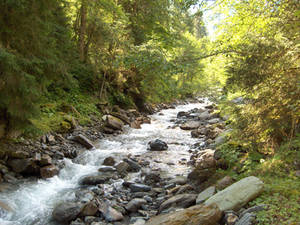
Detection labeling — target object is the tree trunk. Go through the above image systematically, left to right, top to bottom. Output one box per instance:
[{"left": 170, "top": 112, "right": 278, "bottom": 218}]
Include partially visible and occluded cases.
[{"left": 79, "top": 0, "right": 87, "bottom": 62}]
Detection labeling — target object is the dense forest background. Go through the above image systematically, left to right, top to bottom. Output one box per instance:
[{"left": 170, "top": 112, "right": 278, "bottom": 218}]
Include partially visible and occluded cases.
[{"left": 0, "top": 0, "right": 299, "bottom": 147}]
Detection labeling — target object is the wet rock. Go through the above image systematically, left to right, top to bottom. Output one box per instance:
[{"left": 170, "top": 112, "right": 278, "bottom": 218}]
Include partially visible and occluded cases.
[
  {"left": 177, "top": 111, "right": 188, "bottom": 118},
  {"left": 104, "top": 115, "right": 124, "bottom": 130},
  {"left": 130, "top": 120, "right": 142, "bottom": 129},
  {"left": 180, "top": 121, "right": 202, "bottom": 130},
  {"left": 72, "top": 134, "right": 95, "bottom": 149},
  {"left": 148, "top": 139, "right": 168, "bottom": 151},
  {"left": 103, "top": 156, "right": 116, "bottom": 166},
  {"left": 8, "top": 158, "right": 39, "bottom": 175},
  {"left": 124, "top": 158, "right": 141, "bottom": 172},
  {"left": 115, "top": 161, "right": 130, "bottom": 176},
  {"left": 40, "top": 165, "right": 59, "bottom": 178},
  {"left": 98, "top": 166, "right": 116, "bottom": 173},
  {"left": 144, "top": 172, "right": 161, "bottom": 185},
  {"left": 79, "top": 173, "right": 115, "bottom": 185},
  {"left": 205, "top": 176, "right": 264, "bottom": 211},
  {"left": 216, "top": 176, "right": 233, "bottom": 190},
  {"left": 130, "top": 183, "right": 151, "bottom": 192},
  {"left": 196, "top": 186, "right": 216, "bottom": 204},
  {"left": 75, "top": 189, "right": 95, "bottom": 203},
  {"left": 159, "top": 194, "right": 197, "bottom": 213},
  {"left": 126, "top": 198, "right": 147, "bottom": 213},
  {"left": 81, "top": 201, "right": 98, "bottom": 216},
  {"left": 52, "top": 202, "right": 84, "bottom": 223},
  {"left": 99, "top": 202, "right": 124, "bottom": 222},
  {"left": 146, "top": 203, "right": 222, "bottom": 225},
  {"left": 235, "top": 213, "right": 256, "bottom": 225}
]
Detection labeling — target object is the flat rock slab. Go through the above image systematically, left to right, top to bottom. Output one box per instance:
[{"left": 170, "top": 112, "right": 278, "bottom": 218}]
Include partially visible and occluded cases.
[
  {"left": 79, "top": 173, "right": 115, "bottom": 185},
  {"left": 205, "top": 176, "right": 264, "bottom": 211},
  {"left": 146, "top": 203, "right": 222, "bottom": 225}
]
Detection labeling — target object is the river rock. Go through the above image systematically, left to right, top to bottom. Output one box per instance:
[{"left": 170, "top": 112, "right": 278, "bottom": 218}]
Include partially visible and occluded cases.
[
  {"left": 177, "top": 111, "right": 188, "bottom": 118},
  {"left": 198, "top": 111, "right": 210, "bottom": 120},
  {"left": 104, "top": 115, "right": 124, "bottom": 130},
  {"left": 207, "top": 118, "right": 220, "bottom": 124},
  {"left": 130, "top": 120, "right": 142, "bottom": 129},
  {"left": 180, "top": 121, "right": 202, "bottom": 130},
  {"left": 72, "top": 134, "right": 95, "bottom": 149},
  {"left": 148, "top": 139, "right": 168, "bottom": 151},
  {"left": 195, "top": 149, "right": 216, "bottom": 169},
  {"left": 103, "top": 156, "right": 116, "bottom": 166},
  {"left": 8, "top": 158, "right": 39, "bottom": 175},
  {"left": 124, "top": 158, "right": 141, "bottom": 172},
  {"left": 115, "top": 161, "right": 130, "bottom": 176},
  {"left": 40, "top": 165, "right": 59, "bottom": 178},
  {"left": 98, "top": 166, "right": 116, "bottom": 172},
  {"left": 187, "top": 168, "right": 216, "bottom": 184},
  {"left": 144, "top": 172, "right": 161, "bottom": 185},
  {"left": 79, "top": 173, "right": 115, "bottom": 185},
  {"left": 168, "top": 176, "right": 187, "bottom": 185},
  {"left": 205, "top": 176, "right": 264, "bottom": 211},
  {"left": 130, "top": 183, "right": 151, "bottom": 192},
  {"left": 196, "top": 186, "right": 216, "bottom": 204},
  {"left": 159, "top": 194, "right": 197, "bottom": 213},
  {"left": 126, "top": 198, "right": 147, "bottom": 213},
  {"left": 81, "top": 201, "right": 98, "bottom": 216},
  {"left": 52, "top": 202, "right": 84, "bottom": 223},
  {"left": 99, "top": 202, "right": 124, "bottom": 222},
  {"left": 146, "top": 203, "right": 222, "bottom": 225},
  {"left": 239, "top": 204, "right": 267, "bottom": 218}
]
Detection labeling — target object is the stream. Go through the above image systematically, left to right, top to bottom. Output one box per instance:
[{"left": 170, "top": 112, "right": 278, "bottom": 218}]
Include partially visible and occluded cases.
[{"left": 0, "top": 100, "right": 209, "bottom": 225}]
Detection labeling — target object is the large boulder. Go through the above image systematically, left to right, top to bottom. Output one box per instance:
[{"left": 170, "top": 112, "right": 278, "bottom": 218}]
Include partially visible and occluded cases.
[
  {"left": 104, "top": 115, "right": 124, "bottom": 130},
  {"left": 180, "top": 121, "right": 202, "bottom": 130},
  {"left": 72, "top": 134, "right": 95, "bottom": 149},
  {"left": 148, "top": 139, "right": 168, "bottom": 151},
  {"left": 8, "top": 158, "right": 39, "bottom": 175},
  {"left": 79, "top": 173, "right": 115, "bottom": 185},
  {"left": 205, "top": 176, "right": 264, "bottom": 211},
  {"left": 159, "top": 194, "right": 197, "bottom": 213},
  {"left": 52, "top": 202, "right": 84, "bottom": 223},
  {"left": 146, "top": 203, "right": 222, "bottom": 225}
]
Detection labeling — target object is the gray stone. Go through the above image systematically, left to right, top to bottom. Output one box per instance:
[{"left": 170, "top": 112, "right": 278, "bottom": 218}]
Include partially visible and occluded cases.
[
  {"left": 104, "top": 115, "right": 124, "bottom": 130},
  {"left": 207, "top": 118, "right": 220, "bottom": 124},
  {"left": 180, "top": 121, "right": 202, "bottom": 130},
  {"left": 72, "top": 134, "right": 95, "bottom": 149},
  {"left": 148, "top": 139, "right": 168, "bottom": 151},
  {"left": 103, "top": 156, "right": 116, "bottom": 166},
  {"left": 124, "top": 158, "right": 141, "bottom": 172},
  {"left": 115, "top": 161, "right": 130, "bottom": 176},
  {"left": 98, "top": 166, "right": 116, "bottom": 172},
  {"left": 79, "top": 173, "right": 114, "bottom": 185},
  {"left": 168, "top": 176, "right": 187, "bottom": 185},
  {"left": 205, "top": 176, "right": 264, "bottom": 211},
  {"left": 130, "top": 183, "right": 151, "bottom": 192},
  {"left": 196, "top": 186, "right": 216, "bottom": 204},
  {"left": 159, "top": 194, "right": 197, "bottom": 213},
  {"left": 126, "top": 198, "right": 147, "bottom": 213},
  {"left": 52, "top": 202, "right": 84, "bottom": 223},
  {"left": 99, "top": 202, "right": 124, "bottom": 222},
  {"left": 239, "top": 204, "right": 267, "bottom": 218},
  {"left": 235, "top": 212, "right": 256, "bottom": 225}
]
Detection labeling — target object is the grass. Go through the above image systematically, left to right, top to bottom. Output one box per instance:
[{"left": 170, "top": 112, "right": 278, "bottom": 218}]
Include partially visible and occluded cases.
[{"left": 215, "top": 138, "right": 300, "bottom": 225}]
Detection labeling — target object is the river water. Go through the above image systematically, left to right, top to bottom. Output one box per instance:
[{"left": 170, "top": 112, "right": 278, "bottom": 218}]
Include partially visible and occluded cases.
[{"left": 0, "top": 100, "right": 208, "bottom": 225}]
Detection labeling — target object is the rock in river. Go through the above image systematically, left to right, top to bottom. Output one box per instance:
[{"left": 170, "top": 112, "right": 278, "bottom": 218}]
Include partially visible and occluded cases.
[
  {"left": 72, "top": 134, "right": 95, "bottom": 149},
  {"left": 148, "top": 139, "right": 168, "bottom": 151},
  {"left": 79, "top": 173, "right": 115, "bottom": 185},
  {"left": 129, "top": 183, "right": 151, "bottom": 192},
  {"left": 126, "top": 198, "right": 147, "bottom": 213},
  {"left": 52, "top": 202, "right": 84, "bottom": 223},
  {"left": 146, "top": 203, "right": 222, "bottom": 225}
]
